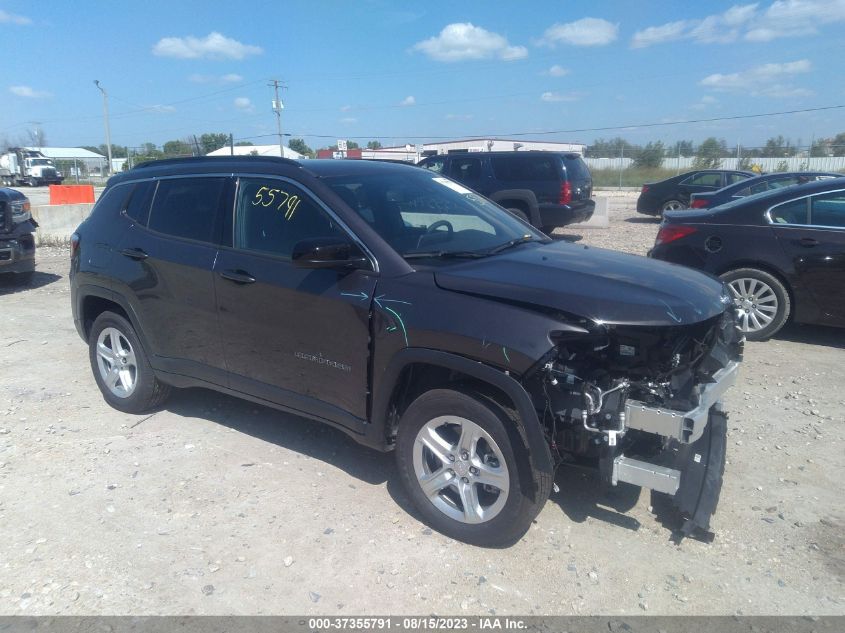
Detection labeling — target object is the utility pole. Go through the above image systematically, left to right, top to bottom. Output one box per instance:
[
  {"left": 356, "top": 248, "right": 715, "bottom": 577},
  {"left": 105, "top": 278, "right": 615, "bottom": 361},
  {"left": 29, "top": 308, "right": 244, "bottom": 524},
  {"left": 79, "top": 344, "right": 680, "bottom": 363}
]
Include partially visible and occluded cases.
[
  {"left": 269, "top": 79, "right": 286, "bottom": 158},
  {"left": 93, "top": 80, "right": 113, "bottom": 177}
]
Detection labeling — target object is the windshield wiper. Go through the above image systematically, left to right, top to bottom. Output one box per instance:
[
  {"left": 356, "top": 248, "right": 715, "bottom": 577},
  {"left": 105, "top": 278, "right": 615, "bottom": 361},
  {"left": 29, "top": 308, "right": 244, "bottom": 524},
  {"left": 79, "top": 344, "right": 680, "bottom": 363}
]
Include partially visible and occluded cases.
[
  {"left": 484, "top": 234, "right": 540, "bottom": 255},
  {"left": 403, "top": 250, "right": 489, "bottom": 260}
]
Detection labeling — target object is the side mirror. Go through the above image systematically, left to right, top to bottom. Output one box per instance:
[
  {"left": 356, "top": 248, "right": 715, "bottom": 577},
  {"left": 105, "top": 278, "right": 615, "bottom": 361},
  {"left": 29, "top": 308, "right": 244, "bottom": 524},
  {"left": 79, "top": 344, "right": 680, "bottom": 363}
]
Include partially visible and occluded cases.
[{"left": 291, "top": 237, "right": 369, "bottom": 269}]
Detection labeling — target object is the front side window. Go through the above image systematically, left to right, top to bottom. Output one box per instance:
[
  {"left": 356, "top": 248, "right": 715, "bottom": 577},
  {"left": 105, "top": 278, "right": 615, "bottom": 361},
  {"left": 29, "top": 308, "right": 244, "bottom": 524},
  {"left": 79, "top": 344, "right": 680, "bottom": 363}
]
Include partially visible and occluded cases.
[
  {"left": 420, "top": 157, "right": 445, "bottom": 174},
  {"left": 449, "top": 157, "right": 482, "bottom": 183},
  {"left": 727, "top": 172, "right": 750, "bottom": 184},
  {"left": 148, "top": 177, "right": 227, "bottom": 243},
  {"left": 234, "top": 178, "right": 349, "bottom": 258},
  {"left": 124, "top": 180, "right": 156, "bottom": 224},
  {"left": 810, "top": 191, "right": 845, "bottom": 228}
]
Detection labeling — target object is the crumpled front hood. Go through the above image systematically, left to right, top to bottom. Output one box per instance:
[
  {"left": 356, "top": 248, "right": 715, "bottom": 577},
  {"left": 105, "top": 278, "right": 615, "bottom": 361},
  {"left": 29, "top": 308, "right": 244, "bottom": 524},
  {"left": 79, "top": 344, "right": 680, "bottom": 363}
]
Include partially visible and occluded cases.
[{"left": 434, "top": 241, "right": 727, "bottom": 326}]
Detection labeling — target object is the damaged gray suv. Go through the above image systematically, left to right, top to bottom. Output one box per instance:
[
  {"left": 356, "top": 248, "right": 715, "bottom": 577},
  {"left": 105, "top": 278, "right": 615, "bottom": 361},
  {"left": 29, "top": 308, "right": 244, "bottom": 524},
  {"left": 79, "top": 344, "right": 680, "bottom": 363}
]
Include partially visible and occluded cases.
[
  {"left": 71, "top": 157, "right": 743, "bottom": 546},
  {"left": 0, "top": 188, "right": 36, "bottom": 284}
]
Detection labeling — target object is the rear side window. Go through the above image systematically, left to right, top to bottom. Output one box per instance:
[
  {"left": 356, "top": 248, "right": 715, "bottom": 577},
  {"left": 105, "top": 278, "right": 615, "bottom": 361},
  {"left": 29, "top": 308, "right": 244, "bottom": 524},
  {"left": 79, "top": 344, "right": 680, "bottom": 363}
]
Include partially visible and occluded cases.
[
  {"left": 491, "top": 154, "right": 560, "bottom": 181},
  {"left": 563, "top": 155, "right": 590, "bottom": 182},
  {"left": 420, "top": 157, "right": 446, "bottom": 174},
  {"left": 449, "top": 157, "right": 482, "bottom": 183},
  {"left": 683, "top": 172, "right": 722, "bottom": 187},
  {"left": 148, "top": 177, "right": 227, "bottom": 243},
  {"left": 124, "top": 180, "right": 156, "bottom": 225}
]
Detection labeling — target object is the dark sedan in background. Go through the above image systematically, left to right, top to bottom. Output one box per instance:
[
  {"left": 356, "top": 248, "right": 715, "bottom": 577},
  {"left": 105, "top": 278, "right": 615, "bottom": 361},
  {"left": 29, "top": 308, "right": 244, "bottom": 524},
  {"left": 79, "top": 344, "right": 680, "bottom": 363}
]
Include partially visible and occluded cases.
[
  {"left": 637, "top": 169, "right": 755, "bottom": 216},
  {"left": 689, "top": 171, "right": 840, "bottom": 209},
  {"left": 650, "top": 177, "right": 845, "bottom": 340}
]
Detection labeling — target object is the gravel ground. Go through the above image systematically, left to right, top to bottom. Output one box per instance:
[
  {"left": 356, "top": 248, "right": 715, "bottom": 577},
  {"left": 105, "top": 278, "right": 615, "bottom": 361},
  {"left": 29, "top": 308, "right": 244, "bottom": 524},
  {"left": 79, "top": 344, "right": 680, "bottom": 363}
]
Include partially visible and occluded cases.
[{"left": 0, "top": 193, "right": 842, "bottom": 616}]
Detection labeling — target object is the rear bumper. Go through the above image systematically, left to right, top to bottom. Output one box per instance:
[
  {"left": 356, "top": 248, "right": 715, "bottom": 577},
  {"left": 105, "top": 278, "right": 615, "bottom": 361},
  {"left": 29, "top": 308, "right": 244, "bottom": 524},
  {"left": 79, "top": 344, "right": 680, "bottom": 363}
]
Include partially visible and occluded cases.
[
  {"left": 636, "top": 196, "right": 660, "bottom": 215},
  {"left": 538, "top": 200, "right": 595, "bottom": 228},
  {"left": 0, "top": 232, "right": 36, "bottom": 274}
]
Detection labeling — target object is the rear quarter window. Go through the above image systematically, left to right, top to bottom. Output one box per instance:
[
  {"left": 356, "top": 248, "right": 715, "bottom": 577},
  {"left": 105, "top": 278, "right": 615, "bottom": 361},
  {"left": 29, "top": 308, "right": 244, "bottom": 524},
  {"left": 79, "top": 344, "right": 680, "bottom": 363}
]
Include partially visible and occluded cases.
[
  {"left": 491, "top": 154, "right": 560, "bottom": 181},
  {"left": 91, "top": 183, "right": 132, "bottom": 219}
]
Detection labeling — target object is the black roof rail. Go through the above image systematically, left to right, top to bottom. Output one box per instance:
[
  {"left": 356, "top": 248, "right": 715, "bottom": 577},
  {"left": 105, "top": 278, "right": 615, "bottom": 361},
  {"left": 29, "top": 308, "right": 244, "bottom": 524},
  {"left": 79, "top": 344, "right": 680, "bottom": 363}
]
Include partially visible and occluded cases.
[{"left": 133, "top": 156, "right": 303, "bottom": 170}]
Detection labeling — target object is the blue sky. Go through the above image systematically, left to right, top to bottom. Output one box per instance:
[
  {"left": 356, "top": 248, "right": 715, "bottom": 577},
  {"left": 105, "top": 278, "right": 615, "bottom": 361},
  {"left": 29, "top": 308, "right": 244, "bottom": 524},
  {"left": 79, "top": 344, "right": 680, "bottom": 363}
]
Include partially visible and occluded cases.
[{"left": 1, "top": 0, "right": 843, "bottom": 151}]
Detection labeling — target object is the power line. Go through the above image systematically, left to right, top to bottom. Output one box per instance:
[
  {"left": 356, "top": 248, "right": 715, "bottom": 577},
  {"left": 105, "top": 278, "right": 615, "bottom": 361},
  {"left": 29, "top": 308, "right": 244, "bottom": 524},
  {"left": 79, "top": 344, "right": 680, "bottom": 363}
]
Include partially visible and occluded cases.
[{"left": 232, "top": 103, "right": 845, "bottom": 143}]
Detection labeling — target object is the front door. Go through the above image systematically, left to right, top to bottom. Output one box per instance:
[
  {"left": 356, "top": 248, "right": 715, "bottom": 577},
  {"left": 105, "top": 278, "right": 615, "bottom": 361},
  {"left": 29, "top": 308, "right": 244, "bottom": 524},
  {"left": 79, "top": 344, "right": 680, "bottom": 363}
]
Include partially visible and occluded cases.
[
  {"left": 213, "top": 176, "right": 377, "bottom": 425},
  {"left": 771, "top": 190, "right": 845, "bottom": 324}
]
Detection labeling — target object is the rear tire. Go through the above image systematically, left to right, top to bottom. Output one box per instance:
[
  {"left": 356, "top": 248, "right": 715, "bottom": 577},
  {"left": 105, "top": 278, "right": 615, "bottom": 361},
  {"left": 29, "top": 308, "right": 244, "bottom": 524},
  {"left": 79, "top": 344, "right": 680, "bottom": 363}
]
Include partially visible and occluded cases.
[
  {"left": 661, "top": 199, "right": 685, "bottom": 214},
  {"left": 720, "top": 268, "right": 790, "bottom": 340},
  {"left": 88, "top": 311, "right": 171, "bottom": 413},
  {"left": 395, "top": 388, "right": 550, "bottom": 547}
]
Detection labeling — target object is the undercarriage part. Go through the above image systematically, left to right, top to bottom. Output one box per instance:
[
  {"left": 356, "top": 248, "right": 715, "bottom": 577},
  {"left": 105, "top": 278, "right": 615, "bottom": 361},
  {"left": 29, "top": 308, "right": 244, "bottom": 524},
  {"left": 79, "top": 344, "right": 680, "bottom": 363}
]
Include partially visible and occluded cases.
[{"left": 612, "top": 456, "right": 680, "bottom": 495}]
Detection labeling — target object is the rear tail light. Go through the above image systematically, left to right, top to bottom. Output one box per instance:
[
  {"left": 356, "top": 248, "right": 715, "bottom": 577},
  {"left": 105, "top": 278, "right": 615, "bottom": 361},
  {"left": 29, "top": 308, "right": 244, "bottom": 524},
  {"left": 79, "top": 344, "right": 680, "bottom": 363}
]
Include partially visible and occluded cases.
[
  {"left": 559, "top": 181, "right": 572, "bottom": 205},
  {"left": 641, "top": 185, "right": 650, "bottom": 194},
  {"left": 690, "top": 198, "right": 709, "bottom": 209},
  {"left": 655, "top": 224, "right": 698, "bottom": 246},
  {"left": 70, "top": 232, "right": 80, "bottom": 258}
]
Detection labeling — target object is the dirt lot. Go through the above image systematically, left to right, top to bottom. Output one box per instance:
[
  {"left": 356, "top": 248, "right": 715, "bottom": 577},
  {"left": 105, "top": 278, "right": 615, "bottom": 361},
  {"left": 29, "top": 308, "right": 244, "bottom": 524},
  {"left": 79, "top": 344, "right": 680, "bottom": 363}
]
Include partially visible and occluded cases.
[{"left": 0, "top": 193, "right": 842, "bottom": 616}]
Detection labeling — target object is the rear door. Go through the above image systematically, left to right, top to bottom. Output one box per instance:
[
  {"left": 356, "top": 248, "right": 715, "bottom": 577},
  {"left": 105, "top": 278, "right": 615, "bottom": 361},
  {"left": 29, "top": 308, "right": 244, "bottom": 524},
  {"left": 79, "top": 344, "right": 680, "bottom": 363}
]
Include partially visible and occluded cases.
[
  {"left": 116, "top": 175, "right": 232, "bottom": 384},
  {"left": 770, "top": 190, "right": 845, "bottom": 324}
]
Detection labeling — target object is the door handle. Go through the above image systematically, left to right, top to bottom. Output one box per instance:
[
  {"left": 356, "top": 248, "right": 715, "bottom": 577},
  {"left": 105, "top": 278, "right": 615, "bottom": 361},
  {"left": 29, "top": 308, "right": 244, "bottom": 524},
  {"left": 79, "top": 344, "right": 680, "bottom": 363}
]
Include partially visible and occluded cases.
[
  {"left": 798, "top": 237, "right": 819, "bottom": 248},
  {"left": 120, "top": 247, "right": 148, "bottom": 260},
  {"left": 219, "top": 269, "right": 256, "bottom": 284}
]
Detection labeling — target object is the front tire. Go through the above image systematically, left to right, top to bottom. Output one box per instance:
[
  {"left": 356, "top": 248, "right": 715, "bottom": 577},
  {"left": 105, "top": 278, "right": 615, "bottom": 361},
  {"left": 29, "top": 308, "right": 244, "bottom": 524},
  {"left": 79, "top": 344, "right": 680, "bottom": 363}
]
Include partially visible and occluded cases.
[
  {"left": 720, "top": 268, "right": 790, "bottom": 340},
  {"left": 88, "top": 311, "right": 171, "bottom": 413},
  {"left": 395, "top": 389, "right": 550, "bottom": 546}
]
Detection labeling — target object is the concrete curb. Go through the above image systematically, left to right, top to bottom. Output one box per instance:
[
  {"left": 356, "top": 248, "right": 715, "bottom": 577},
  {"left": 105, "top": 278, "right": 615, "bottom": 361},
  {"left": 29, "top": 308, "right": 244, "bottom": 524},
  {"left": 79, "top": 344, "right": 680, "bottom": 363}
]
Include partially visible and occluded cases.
[
  {"left": 569, "top": 197, "right": 609, "bottom": 229},
  {"left": 32, "top": 203, "right": 94, "bottom": 244}
]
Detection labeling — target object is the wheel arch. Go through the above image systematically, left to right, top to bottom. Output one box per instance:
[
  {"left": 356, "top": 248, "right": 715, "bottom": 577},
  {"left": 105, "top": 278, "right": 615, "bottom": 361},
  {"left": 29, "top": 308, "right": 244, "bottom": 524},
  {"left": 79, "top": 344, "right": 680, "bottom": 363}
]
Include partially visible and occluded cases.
[
  {"left": 488, "top": 190, "right": 540, "bottom": 225},
  {"left": 76, "top": 285, "right": 154, "bottom": 355},
  {"left": 372, "top": 349, "right": 554, "bottom": 479}
]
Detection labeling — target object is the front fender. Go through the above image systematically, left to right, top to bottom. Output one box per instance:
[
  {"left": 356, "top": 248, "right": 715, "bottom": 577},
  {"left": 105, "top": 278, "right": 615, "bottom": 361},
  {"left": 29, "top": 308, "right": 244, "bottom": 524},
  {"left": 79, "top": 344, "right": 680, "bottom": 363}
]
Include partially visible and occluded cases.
[{"left": 371, "top": 347, "right": 554, "bottom": 476}]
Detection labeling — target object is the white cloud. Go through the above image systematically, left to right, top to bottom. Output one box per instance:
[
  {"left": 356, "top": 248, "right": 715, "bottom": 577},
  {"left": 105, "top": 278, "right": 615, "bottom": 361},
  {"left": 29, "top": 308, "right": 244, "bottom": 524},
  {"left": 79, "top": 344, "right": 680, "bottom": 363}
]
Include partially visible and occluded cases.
[
  {"left": 746, "top": 0, "right": 845, "bottom": 41},
  {"left": 632, "top": 2, "right": 845, "bottom": 47},
  {"left": 0, "top": 9, "right": 31, "bottom": 24},
  {"left": 538, "top": 18, "right": 618, "bottom": 47},
  {"left": 631, "top": 20, "right": 690, "bottom": 48},
  {"left": 412, "top": 23, "right": 528, "bottom": 62},
  {"left": 153, "top": 32, "right": 262, "bottom": 60},
  {"left": 700, "top": 59, "right": 813, "bottom": 97},
  {"left": 544, "top": 64, "right": 570, "bottom": 77},
  {"left": 189, "top": 73, "right": 243, "bottom": 83},
  {"left": 9, "top": 85, "right": 50, "bottom": 98},
  {"left": 540, "top": 91, "right": 583, "bottom": 102},
  {"left": 399, "top": 95, "right": 416, "bottom": 106},
  {"left": 690, "top": 95, "right": 719, "bottom": 110},
  {"left": 233, "top": 97, "right": 254, "bottom": 112},
  {"left": 147, "top": 104, "right": 176, "bottom": 113},
  {"left": 340, "top": 105, "right": 352, "bottom": 112},
  {"left": 445, "top": 113, "right": 474, "bottom": 120},
  {"left": 340, "top": 117, "right": 357, "bottom": 124}
]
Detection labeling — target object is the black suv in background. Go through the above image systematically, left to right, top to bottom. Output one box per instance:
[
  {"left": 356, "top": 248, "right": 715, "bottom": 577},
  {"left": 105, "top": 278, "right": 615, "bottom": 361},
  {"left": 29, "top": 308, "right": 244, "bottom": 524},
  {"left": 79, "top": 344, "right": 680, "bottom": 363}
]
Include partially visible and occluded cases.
[
  {"left": 417, "top": 151, "right": 594, "bottom": 233},
  {"left": 70, "top": 157, "right": 741, "bottom": 546},
  {"left": 637, "top": 169, "right": 756, "bottom": 216},
  {"left": 0, "top": 187, "right": 36, "bottom": 284}
]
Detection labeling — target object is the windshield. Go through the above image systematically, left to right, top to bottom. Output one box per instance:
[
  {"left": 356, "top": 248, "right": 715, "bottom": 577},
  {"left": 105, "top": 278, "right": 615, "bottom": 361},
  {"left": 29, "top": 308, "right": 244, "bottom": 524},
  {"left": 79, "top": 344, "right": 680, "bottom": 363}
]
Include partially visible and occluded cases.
[
  {"left": 30, "top": 159, "right": 51, "bottom": 165},
  {"left": 324, "top": 169, "right": 546, "bottom": 258}
]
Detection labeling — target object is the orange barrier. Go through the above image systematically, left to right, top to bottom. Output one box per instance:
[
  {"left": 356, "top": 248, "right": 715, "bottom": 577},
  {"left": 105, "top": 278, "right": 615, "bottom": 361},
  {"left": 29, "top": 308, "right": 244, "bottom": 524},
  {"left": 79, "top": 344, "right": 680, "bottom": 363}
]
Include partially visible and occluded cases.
[{"left": 49, "top": 185, "right": 95, "bottom": 205}]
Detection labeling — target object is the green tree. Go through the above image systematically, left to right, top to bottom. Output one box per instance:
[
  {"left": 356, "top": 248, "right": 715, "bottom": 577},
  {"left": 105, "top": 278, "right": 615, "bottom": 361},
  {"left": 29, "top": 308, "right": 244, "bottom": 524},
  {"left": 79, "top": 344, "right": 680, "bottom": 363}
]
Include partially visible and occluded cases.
[
  {"left": 831, "top": 132, "right": 845, "bottom": 156},
  {"left": 199, "top": 133, "right": 230, "bottom": 154},
  {"left": 761, "top": 135, "right": 796, "bottom": 158},
  {"left": 588, "top": 137, "right": 634, "bottom": 158},
  {"left": 693, "top": 137, "right": 727, "bottom": 169},
  {"left": 288, "top": 138, "right": 314, "bottom": 158},
  {"left": 810, "top": 138, "right": 830, "bottom": 157},
  {"left": 162, "top": 139, "right": 193, "bottom": 156},
  {"left": 367, "top": 140, "right": 383, "bottom": 150},
  {"left": 676, "top": 140, "right": 695, "bottom": 157},
  {"left": 234, "top": 141, "right": 254, "bottom": 147},
  {"left": 633, "top": 141, "right": 664, "bottom": 168}
]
